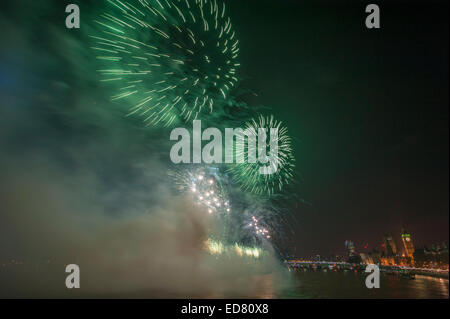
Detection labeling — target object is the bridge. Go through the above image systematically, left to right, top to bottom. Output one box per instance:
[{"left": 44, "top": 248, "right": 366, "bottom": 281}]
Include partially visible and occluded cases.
[
  {"left": 286, "top": 260, "right": 449, "bottom": 278},
  {"left": 286, "top": 260, "right": 354, "bottom": 270}
]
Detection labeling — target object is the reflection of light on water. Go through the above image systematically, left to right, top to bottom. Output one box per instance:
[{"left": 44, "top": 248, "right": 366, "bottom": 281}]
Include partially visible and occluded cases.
[
  {"left": 287, "top": 272, "right": 449, "bottom": 299},
  {"left": 202, "top": 274, "right": 275, "bottom": 299},
  {"left": 253, "top": 274, "right": 275, "bottom": 299},
  {"left": 407, "top": 275, "right": 449, "bottom": 299},
  {"left": 439, "top": 278, "right": 449, "bottom": 296}
]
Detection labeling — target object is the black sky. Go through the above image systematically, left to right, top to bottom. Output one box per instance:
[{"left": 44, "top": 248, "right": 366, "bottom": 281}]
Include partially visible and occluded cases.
[{"left": 228, "top": 0, "right": 449, "bottom": 256}]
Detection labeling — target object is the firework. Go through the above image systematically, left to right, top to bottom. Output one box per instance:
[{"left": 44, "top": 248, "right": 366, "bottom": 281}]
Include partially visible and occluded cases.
[
  {"left": 91, "top": 0, "right": 240, "bottom": 127},
  {"left": 228, "top": 115, "right": 295, "bottom": 195},
  {"left": 168, "top": 166, "right": 231, "bottom": 215},
  {"left": 248, "top": 215, "right": 271, "bottom": 240},
  {"left": 205, "top": 238, "right": 262, "bottom": 259}
]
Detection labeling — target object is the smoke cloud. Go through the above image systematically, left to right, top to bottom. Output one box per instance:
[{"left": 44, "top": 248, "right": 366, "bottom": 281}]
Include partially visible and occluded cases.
[
  {"left": 0, "top": 3, "right": 290, "bottom": 298},
  {"left": 0, "top": 149, "right": 288, "bottom": 298}
]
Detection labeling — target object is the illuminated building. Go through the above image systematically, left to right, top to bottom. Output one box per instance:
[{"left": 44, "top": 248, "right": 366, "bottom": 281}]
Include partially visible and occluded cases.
[
  {"left": 401, "top": 229, "right": 415, "bottom": 259},
  {"left": 383, "top": 234, "right": 398, "bottom": 256},
  {"left": 345, "top": 240, "right": 356, "bottom": 256},
  {"left": 345, "top": 240, "right": 362, "bottom": 264},
  {"left": 413, "top": 242, "right": 449, "bottom": 269}
]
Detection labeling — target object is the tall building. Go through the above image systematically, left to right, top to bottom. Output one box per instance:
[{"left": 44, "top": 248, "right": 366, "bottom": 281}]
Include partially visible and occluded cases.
[
  {"left": 401, "top": 229, "right": 415, "bottom": 258},
  {"left": 383, "top": 234, "right": 398, "bottom": 256},
  {"left": 345, "top": 240, "right": 356, "bottom": 256},
  {"left": 345, "top": 240, "right": 362, "bottom": 264}
]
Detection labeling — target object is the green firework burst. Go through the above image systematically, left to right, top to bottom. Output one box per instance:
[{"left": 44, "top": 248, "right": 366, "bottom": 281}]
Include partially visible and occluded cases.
[
  {"left": 92, "top": 0, "right": 240, "bottom": 127},
  {"left": 228, "top": 115, "right": 295, "bottom": 196}
]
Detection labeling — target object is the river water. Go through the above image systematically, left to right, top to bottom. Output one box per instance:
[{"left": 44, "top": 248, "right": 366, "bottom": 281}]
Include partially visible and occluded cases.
[
  {"left": 1, "top": 265, "right": 448, "bottom": 298},
  {"left": 275, "top": 270, "right": 449, "bottom": 299}
]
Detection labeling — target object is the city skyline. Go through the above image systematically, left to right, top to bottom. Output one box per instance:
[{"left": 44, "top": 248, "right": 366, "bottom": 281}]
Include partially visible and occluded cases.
[{"left": 292, "top": 228, "right": 448, "bottom": 259}]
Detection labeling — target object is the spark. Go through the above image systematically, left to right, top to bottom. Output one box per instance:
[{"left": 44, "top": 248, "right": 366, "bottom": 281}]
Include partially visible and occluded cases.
[
  {"left": 92, "top": 0, "right": 240, "bottom": 127},
  {"left": 228, "top": 115, "right": 295, "bottom": 196},
  {"left": 169, "top": 167, "right": 231, "bottom": 216},
  {"left": 205, "top": 238, "right": 263, "bottom": 259}
]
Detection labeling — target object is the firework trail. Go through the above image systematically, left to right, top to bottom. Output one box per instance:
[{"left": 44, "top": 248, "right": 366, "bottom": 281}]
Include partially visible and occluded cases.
[
  {"left": 91, "top": 0, "right": 240, "bottom": 127},
  {"left": 89, "top": 1, "right": 300, "bottom": 258},
  {"left": 228, "top": 115, "right": 295, "bottom": 196},
  {"left": 168, "top": 163, "right": 298, "bottom": 255},
  {"left": 168, "top": 165, "right": 238, "bottom": 252},
  {"left": 168, "top": 166, "right": 231, "bottom": 215},
  {"left": 168, "top": 167, "right": 277, "bottom": 250},
  {"left": 248, "top": 215, "right": 271, "bottom": 240},
  {"left": 205, "top": 238, "right": 263, "bottom": 259}
]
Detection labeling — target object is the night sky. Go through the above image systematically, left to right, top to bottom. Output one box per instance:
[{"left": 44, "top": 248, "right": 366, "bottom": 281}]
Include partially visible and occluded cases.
[
  {"left": 1, "top": 0, "right": 449, "bottom": 262},
  {"left": 227, "top": 0, "right": 449, "bottom": 256}
]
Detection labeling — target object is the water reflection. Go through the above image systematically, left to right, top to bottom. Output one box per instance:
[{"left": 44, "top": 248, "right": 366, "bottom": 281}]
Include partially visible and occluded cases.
[{"left": 278, "top": 271, "right": 449, "bottom": 299}]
